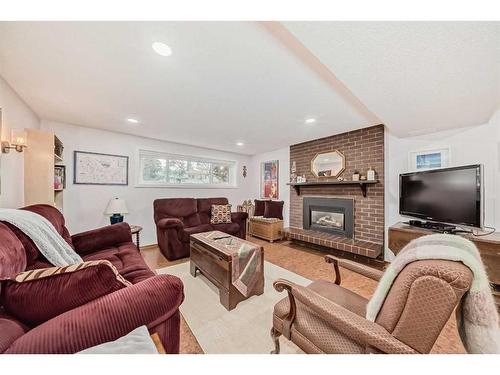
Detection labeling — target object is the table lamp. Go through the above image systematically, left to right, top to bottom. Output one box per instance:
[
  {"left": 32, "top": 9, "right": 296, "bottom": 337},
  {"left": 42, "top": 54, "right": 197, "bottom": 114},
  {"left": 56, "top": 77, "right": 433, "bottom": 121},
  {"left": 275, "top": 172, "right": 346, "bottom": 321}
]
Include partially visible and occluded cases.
[{"left": 104, "top": 197, "right": 129, "bottom": 224}]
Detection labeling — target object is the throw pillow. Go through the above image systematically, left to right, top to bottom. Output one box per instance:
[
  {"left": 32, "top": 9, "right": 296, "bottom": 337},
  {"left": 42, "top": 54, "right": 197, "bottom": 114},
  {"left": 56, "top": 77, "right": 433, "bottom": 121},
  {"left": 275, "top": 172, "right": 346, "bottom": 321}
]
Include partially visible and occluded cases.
[
  {"left": 254, "top": 199, "right": 267, "bottom": 216},
  {"left": 263, "top": 200, "right": 284, "bottom": 220},
  {"left": 210, "top": 204, "right": 232, "bottom": 224},
  {"left": 0, "top": 260, "right": 131, "bottom": 326}
]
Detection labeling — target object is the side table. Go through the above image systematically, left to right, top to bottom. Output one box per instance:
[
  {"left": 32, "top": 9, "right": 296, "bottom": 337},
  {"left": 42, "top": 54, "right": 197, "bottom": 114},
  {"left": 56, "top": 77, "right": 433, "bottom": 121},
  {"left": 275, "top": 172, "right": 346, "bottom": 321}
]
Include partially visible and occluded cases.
[{"left": 130, "top": 225, "right": 143, "bottom": 250}]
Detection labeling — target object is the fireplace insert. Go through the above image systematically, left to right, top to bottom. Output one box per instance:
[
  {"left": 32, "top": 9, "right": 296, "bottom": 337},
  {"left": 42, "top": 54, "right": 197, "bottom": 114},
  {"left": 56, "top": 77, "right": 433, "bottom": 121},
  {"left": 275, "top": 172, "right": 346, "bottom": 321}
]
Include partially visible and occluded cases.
[{"left": 303, "top": 197, "right": 353, "bottom": 238}]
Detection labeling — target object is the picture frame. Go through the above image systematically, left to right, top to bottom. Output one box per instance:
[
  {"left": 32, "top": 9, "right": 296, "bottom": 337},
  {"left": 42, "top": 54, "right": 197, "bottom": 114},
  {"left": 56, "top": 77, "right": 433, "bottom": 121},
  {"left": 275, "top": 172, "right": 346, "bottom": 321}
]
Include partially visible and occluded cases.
[
  {"left": 408, "top": 147, "right": 450, "bottom": 171},
  {"left": 74, "top": 151, "right": 129, "bottom": 185},
  {"left": 260, "top": 160, "right": 279, "bottom": 199},
  {"left": 54, "top": 165, "right": 66, "bottom": 190}
]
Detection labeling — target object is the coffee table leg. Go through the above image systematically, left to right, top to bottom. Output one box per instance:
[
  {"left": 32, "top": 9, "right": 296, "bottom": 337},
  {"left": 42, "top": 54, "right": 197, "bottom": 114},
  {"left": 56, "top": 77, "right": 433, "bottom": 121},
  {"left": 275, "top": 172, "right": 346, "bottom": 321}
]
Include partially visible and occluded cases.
[
  {"left": 190, "top": 262, "right": 198, "bottom": 277},
  {"left": 219, "top": 289, "right": 231, "bottom": 310}
]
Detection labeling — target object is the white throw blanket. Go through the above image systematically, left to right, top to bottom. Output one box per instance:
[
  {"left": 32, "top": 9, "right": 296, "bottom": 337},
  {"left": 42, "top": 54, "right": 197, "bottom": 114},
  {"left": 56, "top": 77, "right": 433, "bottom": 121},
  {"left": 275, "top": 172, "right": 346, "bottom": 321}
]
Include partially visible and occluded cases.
[
  {"left": 0, "top": 208, "right": 82, "bottom": 266},
  {"left": 367, "top": 233, "right": 500, "bottom": 354},
  {"left": 78, "top": 326, "right": 158, "bottom": 354}
]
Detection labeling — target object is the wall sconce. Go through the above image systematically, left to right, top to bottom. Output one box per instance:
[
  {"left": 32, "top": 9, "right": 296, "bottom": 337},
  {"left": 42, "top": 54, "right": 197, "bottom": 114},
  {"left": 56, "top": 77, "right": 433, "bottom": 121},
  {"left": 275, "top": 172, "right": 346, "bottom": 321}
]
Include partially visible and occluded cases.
[{"left": 2, "top": 129, "right": 28, "bottom": 153}]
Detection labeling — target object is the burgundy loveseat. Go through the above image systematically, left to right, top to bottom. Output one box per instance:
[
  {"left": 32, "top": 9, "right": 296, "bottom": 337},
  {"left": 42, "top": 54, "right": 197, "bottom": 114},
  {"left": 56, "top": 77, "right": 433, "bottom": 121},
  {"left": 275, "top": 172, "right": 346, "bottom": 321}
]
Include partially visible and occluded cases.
[
  {"left": 154, "top": 197, "right": 248, "bottom": 260},
  {"left": 0, "top": 204, "right": 184, "bottom": 354}
]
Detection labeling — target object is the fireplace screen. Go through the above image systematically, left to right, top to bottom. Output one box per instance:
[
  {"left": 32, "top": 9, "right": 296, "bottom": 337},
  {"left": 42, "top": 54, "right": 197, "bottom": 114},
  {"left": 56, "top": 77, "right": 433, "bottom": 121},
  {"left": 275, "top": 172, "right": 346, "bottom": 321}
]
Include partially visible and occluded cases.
[{"left": 311, "top": 211, "right": 345, "bottom": 230}]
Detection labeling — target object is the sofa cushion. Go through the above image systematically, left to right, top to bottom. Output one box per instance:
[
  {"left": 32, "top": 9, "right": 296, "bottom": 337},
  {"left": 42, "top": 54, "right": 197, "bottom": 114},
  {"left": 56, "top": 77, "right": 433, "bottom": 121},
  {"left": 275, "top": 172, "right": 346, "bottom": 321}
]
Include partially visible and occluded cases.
[
  {"left": 153, "top": 198, "right": 198, "bottom": 222},
  {"left": 197, "top": 198, "right": 228, "bottom": 224},
  {"left": 254, "top": 199, "right": 267, "bottom": 216},
  {"left": 264, "top": 200, "right": 284, "bottom": 220},
  {"left": 22, "top": 204, "right": 74, "bottom": 249},
  {"left": 210, "top": 204, "right": 232, "bottom": 224},
  {"left": 2, "top": 205, "right": 75, "bottom": 267},
  {"left": 183, "top": 213, "right": 202, "bottom": 228},
  {"left": 1, "top": 222, "right": 40, "bottom": 266},
  {"left": 211, "top": 222, "right": 240, "bottom": 235},
  {"left": 0, "top": 223, "right": 27, "bottom": 279},
  {"left": 181, "top": 224, "right": 213, "bottom": 243},
  {"left": 82, "top": 243, "right": 155, "bottom": 284},
  {"left": 1, "top": 260, "right": 131, "bottom": 326},
  {"left": 0, "top": 309, "right": 29, "bottom": 353}
]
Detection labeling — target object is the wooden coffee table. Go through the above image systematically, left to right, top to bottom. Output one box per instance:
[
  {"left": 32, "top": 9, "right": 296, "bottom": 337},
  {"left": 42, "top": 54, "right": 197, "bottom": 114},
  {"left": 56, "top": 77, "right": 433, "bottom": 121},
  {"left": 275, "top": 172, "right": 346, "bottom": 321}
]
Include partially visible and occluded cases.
[{"left": 190, "top": 231, "right": 264, "bottom": 311}]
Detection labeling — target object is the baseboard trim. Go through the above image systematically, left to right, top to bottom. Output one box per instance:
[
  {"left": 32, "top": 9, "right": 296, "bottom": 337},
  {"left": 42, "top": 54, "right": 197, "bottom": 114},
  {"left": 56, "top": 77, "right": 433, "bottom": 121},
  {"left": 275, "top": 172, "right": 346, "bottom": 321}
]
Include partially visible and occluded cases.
[{"left": 140, "top": 243, "right": 158, "bottom": 251}]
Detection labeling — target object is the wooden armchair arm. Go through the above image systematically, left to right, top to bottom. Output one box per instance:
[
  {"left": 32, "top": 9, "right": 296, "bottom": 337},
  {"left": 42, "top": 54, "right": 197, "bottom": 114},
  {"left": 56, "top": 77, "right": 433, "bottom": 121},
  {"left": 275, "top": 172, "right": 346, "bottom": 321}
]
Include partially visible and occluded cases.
[
  {"left": 325, "top": 255, "right": 384, "bottom": 284},
  {"left": 273, "top": 279, "right": 296, "bottom": 339},
  {"left": 275, "top": 279, "right": 417, "bottom": 354}
]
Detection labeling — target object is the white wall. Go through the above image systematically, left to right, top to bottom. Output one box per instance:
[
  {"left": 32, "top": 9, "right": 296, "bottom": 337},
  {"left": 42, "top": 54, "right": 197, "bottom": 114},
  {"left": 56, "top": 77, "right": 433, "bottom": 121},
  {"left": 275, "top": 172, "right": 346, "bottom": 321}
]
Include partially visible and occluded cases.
[
  {"left": 0, "top": 76, "right": 40, "bottom": 208},
  {"left": 384, "top": 108, "right": 500, "bottom": 260},
  {"left": 41, "top": 120, "right": 253, "bottom": 246},
  {"left": 249, "top": 147, "right": 290, "bottom": 226}
]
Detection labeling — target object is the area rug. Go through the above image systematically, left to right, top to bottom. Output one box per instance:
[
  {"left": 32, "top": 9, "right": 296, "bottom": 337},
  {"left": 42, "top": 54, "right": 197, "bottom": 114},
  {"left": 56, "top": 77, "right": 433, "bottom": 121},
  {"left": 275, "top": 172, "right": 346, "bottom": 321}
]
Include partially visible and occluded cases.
[{"left": 157, "top": 261, "right": 310, "bottom": 354}]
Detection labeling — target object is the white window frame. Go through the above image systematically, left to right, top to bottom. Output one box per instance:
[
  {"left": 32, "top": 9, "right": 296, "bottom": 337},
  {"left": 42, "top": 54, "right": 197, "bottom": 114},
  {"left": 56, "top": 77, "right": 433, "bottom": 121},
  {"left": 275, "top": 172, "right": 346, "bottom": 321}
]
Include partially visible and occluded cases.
[{"left": 135, "top": 149, "right": 238, "bottom": 188}]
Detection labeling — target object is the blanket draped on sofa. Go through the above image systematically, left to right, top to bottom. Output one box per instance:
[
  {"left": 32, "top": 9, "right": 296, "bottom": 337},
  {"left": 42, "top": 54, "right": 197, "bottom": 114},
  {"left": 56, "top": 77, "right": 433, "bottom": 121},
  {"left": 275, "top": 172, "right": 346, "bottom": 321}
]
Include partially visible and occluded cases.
[{"left": 0, "top": 208, "right": 82, "bottom": 266}]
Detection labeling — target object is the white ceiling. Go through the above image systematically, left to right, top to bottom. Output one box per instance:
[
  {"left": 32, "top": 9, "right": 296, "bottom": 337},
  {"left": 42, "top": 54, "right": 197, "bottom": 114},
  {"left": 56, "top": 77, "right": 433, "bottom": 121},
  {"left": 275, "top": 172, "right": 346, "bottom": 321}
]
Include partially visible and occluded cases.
[
  {"left": 0, "top": 21, "right": 498, "bottom": 155},
  {"left": 285, "top": 21, "right": 500, "bottom": 136}
]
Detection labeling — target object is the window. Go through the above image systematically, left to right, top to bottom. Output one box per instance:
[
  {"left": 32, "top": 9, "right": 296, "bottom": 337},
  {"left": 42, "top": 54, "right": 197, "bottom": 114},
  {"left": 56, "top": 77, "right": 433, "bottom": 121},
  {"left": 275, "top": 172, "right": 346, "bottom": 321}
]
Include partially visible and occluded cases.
[{"left": 137, "top": 150, "right": 237, "bottom": 187}]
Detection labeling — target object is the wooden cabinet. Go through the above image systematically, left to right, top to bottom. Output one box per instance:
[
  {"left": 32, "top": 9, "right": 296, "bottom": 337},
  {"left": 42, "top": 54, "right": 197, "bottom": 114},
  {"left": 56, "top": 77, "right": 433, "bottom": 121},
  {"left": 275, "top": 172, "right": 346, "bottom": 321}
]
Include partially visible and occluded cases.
[{"left": 24, "top": 129, "right": 64, "bottom": 210}]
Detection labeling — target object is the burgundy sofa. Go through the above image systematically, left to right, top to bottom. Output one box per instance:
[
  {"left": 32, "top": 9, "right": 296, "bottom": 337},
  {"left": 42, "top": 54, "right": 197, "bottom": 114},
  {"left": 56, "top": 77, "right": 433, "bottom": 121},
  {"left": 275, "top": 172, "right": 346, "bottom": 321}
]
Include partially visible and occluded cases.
[
  {"left": 154, "top": 197, "right": 248, "bottom": 260},
  {"left": 0, "top": 204, "right": 184, "bottom": 354}
]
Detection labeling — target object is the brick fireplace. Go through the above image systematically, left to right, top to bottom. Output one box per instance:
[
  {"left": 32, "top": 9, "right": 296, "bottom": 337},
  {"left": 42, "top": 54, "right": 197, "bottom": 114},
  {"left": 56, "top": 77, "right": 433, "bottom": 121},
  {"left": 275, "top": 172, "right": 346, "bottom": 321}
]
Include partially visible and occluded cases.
[{"left": 284, "top": 124, "right": 385, "bottom": 259}]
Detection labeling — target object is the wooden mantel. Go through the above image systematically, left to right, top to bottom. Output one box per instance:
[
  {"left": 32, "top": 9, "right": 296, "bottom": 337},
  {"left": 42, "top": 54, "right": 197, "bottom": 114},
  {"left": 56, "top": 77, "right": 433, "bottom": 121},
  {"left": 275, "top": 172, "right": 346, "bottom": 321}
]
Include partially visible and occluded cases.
[{"left": 287, "top": 180, "right": 379, "bottom": 197}]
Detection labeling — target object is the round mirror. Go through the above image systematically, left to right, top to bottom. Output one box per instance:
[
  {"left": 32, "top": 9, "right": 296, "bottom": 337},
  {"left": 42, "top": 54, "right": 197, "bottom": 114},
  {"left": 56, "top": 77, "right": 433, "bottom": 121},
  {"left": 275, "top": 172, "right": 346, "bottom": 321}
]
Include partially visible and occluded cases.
[{"left": 311, "top": 150, "right": 345, "bottom": 178}]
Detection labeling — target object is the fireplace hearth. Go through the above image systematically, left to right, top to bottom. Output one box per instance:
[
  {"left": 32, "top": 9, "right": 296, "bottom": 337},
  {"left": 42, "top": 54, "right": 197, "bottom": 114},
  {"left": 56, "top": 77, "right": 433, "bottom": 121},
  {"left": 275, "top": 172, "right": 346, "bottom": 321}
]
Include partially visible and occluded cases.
[{"left": 303, "top": 197, "right": 353, "bottom": 238}]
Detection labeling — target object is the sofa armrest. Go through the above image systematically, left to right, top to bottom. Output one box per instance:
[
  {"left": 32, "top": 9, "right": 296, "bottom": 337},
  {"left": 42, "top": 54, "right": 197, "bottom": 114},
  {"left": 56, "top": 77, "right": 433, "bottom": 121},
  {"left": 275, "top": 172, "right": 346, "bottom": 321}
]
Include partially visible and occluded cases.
[
  {"left": 231, "top": 211, "right": 248, "bottom": 222},
  {"left": 156, "top": 218, "right": 184, "bottom": 230},
  {"left": 71, "top": 222, "right": 132, "bottom": 255},
  {"left": 325, "top": 255, "right": 384, "bottom": 283},
  {"left": 5, "top": 274, "right": 184, "bottom": 354},
  {"left": 273, "top": 279, "right": 416, "bottom": 354}
]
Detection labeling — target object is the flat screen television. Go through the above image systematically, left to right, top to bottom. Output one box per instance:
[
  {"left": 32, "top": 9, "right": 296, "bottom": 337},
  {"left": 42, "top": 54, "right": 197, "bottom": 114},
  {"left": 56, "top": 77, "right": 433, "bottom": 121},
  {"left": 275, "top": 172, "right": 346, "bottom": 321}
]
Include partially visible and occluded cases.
[{"left": 399, "top": 164, "right": 483, "bottom": 229}]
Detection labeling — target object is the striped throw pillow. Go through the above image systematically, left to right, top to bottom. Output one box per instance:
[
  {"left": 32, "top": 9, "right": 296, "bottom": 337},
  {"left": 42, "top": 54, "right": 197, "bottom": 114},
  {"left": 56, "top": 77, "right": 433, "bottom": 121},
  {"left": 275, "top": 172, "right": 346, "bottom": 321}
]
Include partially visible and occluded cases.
[{"left": 12, "top": 260, "right": 131, "bottom": 286}]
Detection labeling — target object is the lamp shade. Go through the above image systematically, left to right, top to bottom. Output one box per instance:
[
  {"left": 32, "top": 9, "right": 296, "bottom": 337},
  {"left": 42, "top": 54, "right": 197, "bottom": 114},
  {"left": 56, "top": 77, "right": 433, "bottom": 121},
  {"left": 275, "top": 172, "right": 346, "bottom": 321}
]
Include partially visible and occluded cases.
[
  {"left": 11, "top": 129, "right": 27, "bottom": 147},
  {"left": 104, "top": 198, "right": 129, "bottom": 215}
]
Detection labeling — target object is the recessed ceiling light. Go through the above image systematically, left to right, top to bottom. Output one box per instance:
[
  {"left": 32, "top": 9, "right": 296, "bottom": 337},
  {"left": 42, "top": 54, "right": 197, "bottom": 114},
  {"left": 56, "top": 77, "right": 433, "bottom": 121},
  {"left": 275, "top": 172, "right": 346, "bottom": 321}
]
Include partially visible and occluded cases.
[
  {"left": 152, "top": 42, "right": 172, "bottom": 57},
  {"left": 127, "top": 118, "right": 140, "bottom": 124},
  {"left": 305, "top": 118, "right": 316, "bottom": 124},
  {"left": 236, "top": 142, "right": 244, "bottom": 147}
]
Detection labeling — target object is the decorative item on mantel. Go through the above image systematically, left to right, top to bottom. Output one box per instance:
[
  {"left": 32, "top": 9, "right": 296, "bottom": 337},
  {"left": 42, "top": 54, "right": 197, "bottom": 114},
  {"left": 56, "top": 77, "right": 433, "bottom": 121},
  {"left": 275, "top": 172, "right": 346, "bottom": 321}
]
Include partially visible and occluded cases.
[
  {"left": 290, "top": 161, "right": 297, "bottom": 183},
  {"left": 367, "top": 167, "right": 376, "bottom": 181},
  {"left": 352, "top": 170, "right": 360, "bottom": 181},
  {"left": 104, "top": 197, "right": 129, "bottom": 224}
]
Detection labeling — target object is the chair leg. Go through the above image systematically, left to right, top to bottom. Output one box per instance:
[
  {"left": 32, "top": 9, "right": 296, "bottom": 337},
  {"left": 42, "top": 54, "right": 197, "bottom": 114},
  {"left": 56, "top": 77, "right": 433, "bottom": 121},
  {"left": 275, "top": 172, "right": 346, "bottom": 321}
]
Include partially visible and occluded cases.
[{"left": 270, "top": 327, "right": 281, "bottom": 354}]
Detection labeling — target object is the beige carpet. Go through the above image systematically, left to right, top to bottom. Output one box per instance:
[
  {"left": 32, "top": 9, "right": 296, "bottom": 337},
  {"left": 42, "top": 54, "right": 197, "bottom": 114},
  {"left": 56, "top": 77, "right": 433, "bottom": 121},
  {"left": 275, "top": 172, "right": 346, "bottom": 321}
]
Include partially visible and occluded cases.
[{"left": 157, "top": 261, "right": 310, "bottom": 354}]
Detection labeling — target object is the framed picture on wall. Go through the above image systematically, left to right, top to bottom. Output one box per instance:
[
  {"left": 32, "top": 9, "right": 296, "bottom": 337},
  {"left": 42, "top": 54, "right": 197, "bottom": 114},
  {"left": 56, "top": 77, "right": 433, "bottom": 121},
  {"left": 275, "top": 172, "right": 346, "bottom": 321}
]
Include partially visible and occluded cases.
[
  {"left": 408, "top": 148, "right": 450, "bottom": 171},
  {"left": 74, "top": 151, "right": 129, "bottom": 185},
  {"left": 260, "top": 160, "right": 279, "bottom": 199}
]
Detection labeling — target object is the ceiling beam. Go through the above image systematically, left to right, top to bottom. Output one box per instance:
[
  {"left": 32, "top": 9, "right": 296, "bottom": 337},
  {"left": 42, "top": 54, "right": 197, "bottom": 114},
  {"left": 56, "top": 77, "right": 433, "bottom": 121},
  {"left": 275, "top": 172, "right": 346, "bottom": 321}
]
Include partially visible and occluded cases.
[{"left": 259, "top": 21, "right": 382, "bottom": 126}]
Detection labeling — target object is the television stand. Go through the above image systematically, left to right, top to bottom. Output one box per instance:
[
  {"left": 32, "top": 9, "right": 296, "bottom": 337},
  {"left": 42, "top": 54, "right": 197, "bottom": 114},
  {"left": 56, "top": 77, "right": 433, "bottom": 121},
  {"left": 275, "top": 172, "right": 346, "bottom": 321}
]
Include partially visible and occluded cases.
[{"left": 406, "top": 220, "right": 456, "bottom": 233}]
